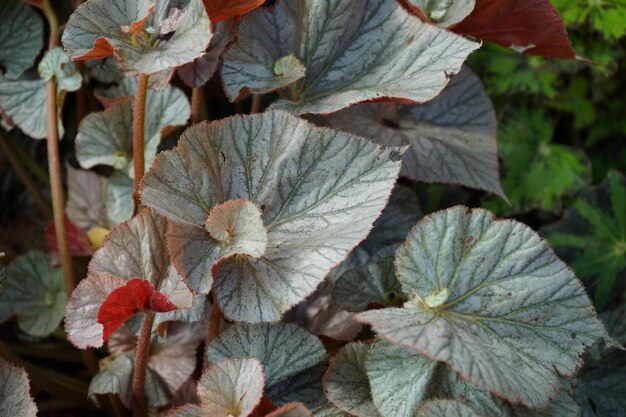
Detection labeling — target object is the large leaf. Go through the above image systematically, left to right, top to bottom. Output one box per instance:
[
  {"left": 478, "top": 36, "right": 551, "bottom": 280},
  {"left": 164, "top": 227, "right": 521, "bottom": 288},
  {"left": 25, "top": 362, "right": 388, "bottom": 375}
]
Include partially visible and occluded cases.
[
  {"left": 0, "top": 0, "right": 43, "bottom": 79},
  {"left": 62, "top": 0, "right": 211, "bottom": 74},
  {"left": 221, "top": 0, "right": 479, "bottom": 115},
  {"left": 400, "top": 0, "right": 475, "bottom": 27},
  {"left": 453, "top": 0, "right": 576, "bottom": 58},
  {"left": 178, "top": 19, "right": 237, "bottom": 88},
  {"left": 328, "top": 68, "right": 504, "bottom": 197},
  {"left": 77, "top": 79, "right": 190, "bottom": 174},
  {"left": 483, "top": 106, "right": 590, "bottom": 214},
  {"left": 141, "top": 111, "right": 401, "bottom": 322},
  {"left": 543, "top": 171, "right": 626, "bottom": 308},
  {"left": 357, "top": 206, "right": 615, "bottom": 409},
  {"left": 66, "top": 208, "right": 193, "bottom": 348},
  {"left": 0, "top": 251, "right": 66, "bottom": 337},
  {"left": 333, "top": 258, "right": 405, "bottom": 312},
  {"left": 206, "top": 323, "right": 327, "bottom": 387},
  {"left": 366, "top": 340, "right": 435, "bottom": 417},
  {"left": 323, "top": 342, "right": 379, "bottom": 417},
  {"left": 197, "top": 357, "right": 265, "bottom": 417},
  {"left": 0, "top": 362, "right": 37, "bottom": 417},
  {"left": 415, "top": 400, "right": 481, "bottom": 417}
]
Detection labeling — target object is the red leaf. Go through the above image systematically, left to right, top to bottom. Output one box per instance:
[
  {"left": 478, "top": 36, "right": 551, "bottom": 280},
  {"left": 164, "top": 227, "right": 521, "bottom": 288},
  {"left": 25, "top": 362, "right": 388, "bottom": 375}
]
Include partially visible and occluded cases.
[
  {"left": 203, "top": 0, "right": 264, "bottom": 23},
  {"left": 453, "top": 0, "right": 576, "bottom": 59},
  {"left": 73, "top": 37, "right": 114, "bottom": 61},
  {"left": 45, "top": 217, "right": 94, "bottom": 256},
  {"left": 97, "top": 279, "right": 179, "bottom": 342},
  {"left": 249, "top": 394, "right": 278, "bottom": 417}
]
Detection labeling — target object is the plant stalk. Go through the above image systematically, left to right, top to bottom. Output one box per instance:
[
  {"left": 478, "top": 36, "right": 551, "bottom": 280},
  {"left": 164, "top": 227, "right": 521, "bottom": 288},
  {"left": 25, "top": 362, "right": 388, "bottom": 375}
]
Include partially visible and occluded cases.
[
  {"left": 40, "top": 0, "right": 60, "bottom": 49},
  {"left": 132, "top": 74, "right": 149, "bottom": 213},
  {"left": 191, "top": 87, "right": 202, "bottom": 124},
  {"left": 250, "top": 94, "right": 262, "bottom": 113},
  {"left": 0, "top": 128, "right": 52, "bottom": 217},
  {"left": 203, "top": 297, "right": 222, "bottom": 370},
  {"left": 132, "top": 311, "right": 155, "bottom": 417}
]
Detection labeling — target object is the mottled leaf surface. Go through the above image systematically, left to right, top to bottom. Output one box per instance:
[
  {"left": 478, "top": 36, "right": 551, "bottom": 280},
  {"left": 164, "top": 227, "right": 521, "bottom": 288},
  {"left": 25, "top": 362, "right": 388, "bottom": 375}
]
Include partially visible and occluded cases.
[
  {"left": 0, "top": 0, "right": 43, "bottom": 79},
  {"left": 62, "top": 0, "right": 211, "bottom": 74},
  {"left": 222, "top": 0, "right": 479, "bottom": 115},
  {"left": 402, "top": 0, "right": 475, "bottom": 26},
  {"left": 328, "top": 68, "right": 503, "bottom": 197},
  {"left": 77, "top": 80, "right": 189, "bottom": 174},
  {"left": 141, "top": 111, "right": 401, "bottom": 322},
  {"left": 543, "top": 171, "right": 626, "bottom": 308},
  {"left": 357, "top": 206, "right": 613, "bottom": 408},
  {"left": 0, "top": 251, "right": 66, "bottom": 337},
  {"left": 333, "top": 258, "right": 405, "bottom": 312},
  {"left": 206, "top": 323, "right": 327, "bottom": 387},
  {"left": 324, "top": 342, "right": 379, "bottom": 417},
  {"left": 198, "top": 357, "right": 264, "bottom": 417},
  {"left": 0, "top": 362, "right": 37, "bottom": 417},
  {"left": 416, "top": 400, "right": 481, "bottom": 417}
]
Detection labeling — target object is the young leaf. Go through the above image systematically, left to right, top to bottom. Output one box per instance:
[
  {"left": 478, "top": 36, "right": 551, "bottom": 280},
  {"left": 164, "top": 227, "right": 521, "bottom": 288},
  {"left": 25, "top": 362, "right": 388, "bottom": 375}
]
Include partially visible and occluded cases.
[
  {"left": 0, "top": 0, "right": 43, "bottom": 80},
  {"left": 62, "top": 0, "right": 211, "bottom": 74},
  {"left": 203, "top": 0, "right": 264, "bottom": 23},
  {"left": 221, "top": 0, "right": 479, "bottom": 115},
  {"left": 400, "top": 0, "right": 475, "bottom": 27},
  {"left": 453, "top": 0, "right": 576, "bottom": 58},
  {"left": 178, "top": 19, "right": 237, "bottom": 88},
  {"left": 38, "top": 47, "right": 83, "bottom": 93},
  {"left": 328, "top": 67, "right": 505, "bottom": 197},
  {"left": 77, "top": 80, "right": 190, "bottom": 174},
  {"left": 483, "top": 106, "right": 590, "bottom": 214},
  {"left": 141, "top": 111, "right": 401, "bottom": 322},
  {"left": 543, "top": 171, "right": 626, "bottom": 308},
  {"left": 357, "top": 206, "right": 616, "bottom": 409},
  {"left": 0, "top": 251, "right": 66, "bottom": 337},
  {"left": 333, "top": 258, "right": 405, "bottom": 312},
  {"left": 97, "top": 278, "right": 178, "bottom": 341},
  {"left": 206, "top": 323, "right": 327, "bottom": 387},
  {"left": 365, "top": 340, "right": 435, "bottom": 417},
  {"left": 323, "top": 342, "right": 379, "bottom": 417},
  {"left": 88, "top": 353, "right": 134, "bottom": 407},
  {"left": 197, "top": 357, "right": 265, "bottom": 417},
  {"left": 0, "top": 362, "right": 37, "bottom": 417},
  {"left": 415, "top": 400, "right": 481, "bottom": 417}
]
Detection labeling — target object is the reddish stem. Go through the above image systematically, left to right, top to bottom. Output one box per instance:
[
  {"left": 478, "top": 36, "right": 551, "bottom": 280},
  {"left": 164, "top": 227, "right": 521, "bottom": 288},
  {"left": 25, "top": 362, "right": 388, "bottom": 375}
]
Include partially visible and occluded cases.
[
  {"left": 132, "top": 74, "right": 149, "bottom": 213},
  {"left": 191, "top": 87, "right": 202, "bottom": 124},
  {"left": 132, "top": 311, "right": 155, "bottom": 417}
]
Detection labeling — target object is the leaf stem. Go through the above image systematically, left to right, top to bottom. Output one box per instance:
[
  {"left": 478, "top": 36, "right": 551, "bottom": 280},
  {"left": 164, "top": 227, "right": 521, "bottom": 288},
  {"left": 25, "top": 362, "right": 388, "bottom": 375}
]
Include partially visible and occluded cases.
[
  {"left": 40, "top": 0, "right": 60, "bottom": 49},
  {"left": 132, "top": 74, "right": 149, "bottom": 213},
  {"left": 191, "top": 87, "right": 202, "bottom": 124},
  {"left": 250, "top": 94, "right": 262, "bottom": 113},
  {"left": 0, "top": 128, "right": 51, "bottom": 218},
  {"left": 203, "top": 296, "right": 222, "bottom": 370},
  {"left": 132, "top": 311, "right": 155, "bottom": 417}
]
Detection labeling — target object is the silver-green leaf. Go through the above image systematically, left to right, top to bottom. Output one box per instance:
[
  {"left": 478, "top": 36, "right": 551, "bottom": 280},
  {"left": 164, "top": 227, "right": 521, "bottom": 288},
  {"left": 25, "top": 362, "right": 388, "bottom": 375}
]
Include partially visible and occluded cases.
[
  {"left": 0, "top": 0, "right": 43, "bottom": 80},
  {"left": 0, "top": 362, "right": 37, "bottom": 417}
]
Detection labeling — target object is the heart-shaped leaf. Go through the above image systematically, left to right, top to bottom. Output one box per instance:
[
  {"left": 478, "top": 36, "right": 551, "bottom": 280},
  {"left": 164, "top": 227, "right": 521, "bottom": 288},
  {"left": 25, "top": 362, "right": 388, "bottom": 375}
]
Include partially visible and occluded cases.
[
  {"left": 0, "top": 0, "right": 43, "bottom": 80},
  {"left": 62, "top": 0, "right": 211, "bottom": 74},
  {"left": 203, "top": 0, "right": 264, "bottom": 23},
  {"left": 221, "top": 0, "right": 479, "bottom": 115},
  {"left": 400, "top": 0, "right": 475, "bottom": 27},
  {"left": 452, "top": 0, "right": 576, "bottom": 58},
  {"left": 178, "top": 19, "right": 237, "bottom": 88},
  {"left": 328, "top": 67, "right": 504, "bottom": 197},
  {"left": 77, "top": 79, "right": 190, "bottom": 174},
  {"left": 483, "top": 106, "right": 590, "bottom": 214},
  {"left": 141, "top": 110, "right": 401, "bottom": 322},
  {"left": 543, "top": 171, "right": 626, "bottom": 309},
  {"left": 357, "top": 206, "right": 615, "bottom": 409},
  {"left": 65, "top": 208, "right": 193, "bottom": 348},
  {"left": 0, "top": 251, "right": 66, "bottom": 337},
  {"left": 333, "top": 258, "right": 405, "bottom": 312},
  {"left": 206, "top": 323, "right": 327, "bottom": 387},
  {"left": 323, "top": 342, "right": 379, "bottom": 417},
  {"left": 198, "top": 357, "right": 265, "bottom": 417},
  {"left": 0, "top": 362, "right": 37, "bottom": 417},
  {"left": 416, "top": 400, "right": 481, "bottom": 417}
]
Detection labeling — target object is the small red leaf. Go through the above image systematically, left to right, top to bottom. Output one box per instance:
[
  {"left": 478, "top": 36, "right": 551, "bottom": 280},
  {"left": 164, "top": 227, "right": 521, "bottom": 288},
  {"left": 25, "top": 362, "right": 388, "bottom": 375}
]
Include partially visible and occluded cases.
[
  {"left": 203, "top": 0, "right": 264, "bottom": 23},
  {"left": 453, "top": 0, "right": 576, "bottom": 59},
  {"left": 122, "top": 5, "right": 155, "bottom": 33},
  {"left": 73, "top": 37, "right": 114, "bottom": 61},
  {"left": 45, "top": 217, "right": 94, "bottom": 256},
  {"left": 97, "top": 278, "right": 178, "bottom": 342}
]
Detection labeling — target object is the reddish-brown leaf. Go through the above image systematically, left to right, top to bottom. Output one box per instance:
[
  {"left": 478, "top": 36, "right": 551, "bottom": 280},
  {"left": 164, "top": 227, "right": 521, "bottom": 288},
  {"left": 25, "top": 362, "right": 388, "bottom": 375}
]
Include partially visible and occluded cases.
[
  {"left": 203, "top": 0, "right": 264, "bottom": 23},
  {"left": 453, "top": 0, "right": 576, "bottom": 59},
  {"left": 73, "top": 37, "right": 114, "bottom": 61},
  {"left": 44, "top": 217, "right": 94, "bottom": 256},
  {"left": 97, "top": 278, "right": 178, "bottom": 341}
]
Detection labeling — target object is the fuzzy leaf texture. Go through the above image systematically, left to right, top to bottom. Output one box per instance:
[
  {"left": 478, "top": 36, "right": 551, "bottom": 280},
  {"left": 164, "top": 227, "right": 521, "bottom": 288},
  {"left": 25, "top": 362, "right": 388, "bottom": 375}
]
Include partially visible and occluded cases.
[
  {"left": 0, "top": 0, "right": 43, "bottom": 79},
  {"left": 221, "top": 0, "right": 479, "bottom": 115},
  {"left": 140, "top": 110, "right": 402, "bottom": 322},
  {"left": 357, "top": 206, "right": 616, "bottom": 409},
  {"left": 0, "top": 362, "right": 37, "bottom": 417}
]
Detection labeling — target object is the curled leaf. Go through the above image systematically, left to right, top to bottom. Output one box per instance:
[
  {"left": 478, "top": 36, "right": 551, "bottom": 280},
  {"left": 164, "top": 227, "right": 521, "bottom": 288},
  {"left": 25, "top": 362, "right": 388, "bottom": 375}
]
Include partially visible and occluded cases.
[{"left": 204, "top": 0, "right": 264, "bottom": 23}]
